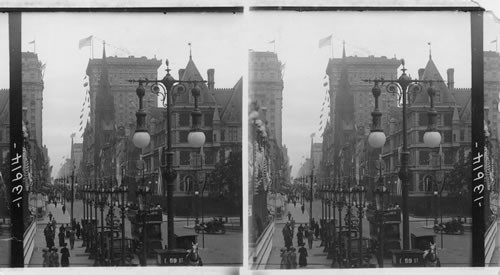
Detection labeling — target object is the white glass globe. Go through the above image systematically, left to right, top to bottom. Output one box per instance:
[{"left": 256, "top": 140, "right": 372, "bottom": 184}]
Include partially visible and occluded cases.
[
  {"left": 132, "top": 131, "right": 151, "bottom": 149},
  {"left": 188, "top": 131, "right": 206, "bottom": 148},
  {"left": 368, "top": 131, "right": 386, "bottom": 148},
  {"left": 423, "top": 131, "right": 441, "bottom": 148}
]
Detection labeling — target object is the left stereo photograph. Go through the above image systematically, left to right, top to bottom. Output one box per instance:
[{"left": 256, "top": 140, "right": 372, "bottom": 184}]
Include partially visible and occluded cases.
[{"left": 8, "top": 11, "right": 243, "bottom": 267}]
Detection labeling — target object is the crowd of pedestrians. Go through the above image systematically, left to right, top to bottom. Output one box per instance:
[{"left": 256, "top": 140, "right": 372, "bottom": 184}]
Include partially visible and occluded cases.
[
  {"left": 41, "top": 201, "right": 82, "bottom": 267},
  {"left": 280, "top": 201, "right": 322, "bottom": 269}
]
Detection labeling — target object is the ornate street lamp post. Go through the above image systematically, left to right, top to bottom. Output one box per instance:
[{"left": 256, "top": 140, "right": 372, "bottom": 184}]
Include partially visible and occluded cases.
[
  {"left": 130, "top": 59, "right": 206, "bottom": 249},
  {"left": 365, "top": 59, "right": 441, "bottom": 250},
  {"left": 116, "top": 185, "right": 128, "bottom": 266},
  {"left": 136, "top": 185, "right": 152, "bottom": 266},
  {"left": 352, "top": 185, "right": 366, "bottom": 267},
  {"left": 373, "top": 185, "right": 389, "bottom": 267},
  {"left": 335, "top": 186, "right": 344, "bottom": 266}
]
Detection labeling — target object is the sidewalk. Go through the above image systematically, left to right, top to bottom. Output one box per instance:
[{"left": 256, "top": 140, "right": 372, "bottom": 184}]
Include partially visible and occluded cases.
[
  {"left": 29, "top": 202, "right": 94, "bottom": 267},
  {"left": 266, "top": 202, "right": 331, "bottom": 269}
]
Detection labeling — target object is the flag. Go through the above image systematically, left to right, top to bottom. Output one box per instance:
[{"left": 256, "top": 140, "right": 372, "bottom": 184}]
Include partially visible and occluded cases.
[
  {"left": 79, "top": 35, "right": 93, "bottom": 49},
  {"left": 319, "top": 35, "right": 332, "bottom": 48},
  {"left": 491, "top": 39, "right": 497, "bottom": 43},
  {"left": 28, "top": 40, "right": 35, "bottom": 44},
  {"left": 269, "top": 40, "right": 275, "bottom": 44},
  {"left": 83, "top": 82, "right": 88, "bottom": 87},
  {"left": 157, "top": 168, "right": 163, "bottom": 195}
]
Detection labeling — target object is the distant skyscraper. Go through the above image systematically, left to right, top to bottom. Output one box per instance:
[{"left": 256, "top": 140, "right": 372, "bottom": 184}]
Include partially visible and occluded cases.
[
  {"left": 249, "top": 51, "right": 284, "bottom": 146},
  {"left": 22, "top": 52, "right": 44, "bottom": 147},
  {"left": 86, "top": 53, "right": 162, "bottom": 132}
]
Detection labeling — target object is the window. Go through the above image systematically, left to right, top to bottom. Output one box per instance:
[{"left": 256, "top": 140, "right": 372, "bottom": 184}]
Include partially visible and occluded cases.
[
  {"left": 178, "top": 112, "right": 190, "bottom": 127},
  {"left": 204, "top": 113, "right": 213, "bottom": 127},
  {"left": 418, "top": 113, "right": 428, "bottom": 126},
  {"left": 443, "top": 113, "right": 452, "bottom": 127},
  {"left": 228, "top": 129, "right": 238, "bottom": 141},
  {"left": 205, "top": 130, "right": 213, "bottom": 143},
  {"left": 460, "top": 130, "right": 465, "bottom": 141},
  {"left": 179, "top": 131, "right": 189, "bottom": 143},
  {"left": 418, "top": 131, "right": 425, "bottom": 143},
  {"left": 443, "top": 131, "right": 452, "bottom": 143},
  {"left": 205, "top": 150, "right": 215, "bottom": 165},
  {"left": 180, "top": 151, "right": 190, "bottom": 165},
  {"left": 419, "top": 151, "right": 430, "bottom": 165}
]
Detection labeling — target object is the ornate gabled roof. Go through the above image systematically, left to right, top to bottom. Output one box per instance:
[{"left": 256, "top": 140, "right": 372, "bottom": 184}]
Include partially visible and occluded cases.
[
  {"left": 412, "top": 57, "right": 456, "bottom": 106},
  {"left": 175, "top": 58, "right": 217, "bottom": 105},
  {"left": 216, "top": 77, "right": 242, "bottom": 123}
]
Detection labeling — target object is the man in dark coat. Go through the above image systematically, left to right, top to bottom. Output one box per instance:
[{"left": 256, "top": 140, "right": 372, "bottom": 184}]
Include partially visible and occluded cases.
[{"left": 58, "top": 230, "right": 65, "bottom": 247}]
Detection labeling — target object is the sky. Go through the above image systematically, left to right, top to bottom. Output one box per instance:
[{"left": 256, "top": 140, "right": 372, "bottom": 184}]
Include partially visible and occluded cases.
[
  {"left": 0, "top": 2, "right": 499, "bottom": 179},
  {"left": 248, "top": 10, "right": 474, "bottom": 177},
  {"left": 17, "top": 12, "right": 244, "bottom": 178}
]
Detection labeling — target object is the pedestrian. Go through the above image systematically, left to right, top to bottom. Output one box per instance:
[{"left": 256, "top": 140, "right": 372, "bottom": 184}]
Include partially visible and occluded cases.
[
  {"left": 293, "top": 200, "right": 296, "bottom": 208},
  {"left": 54, "top": 201, "right": 57, "bottom": 208},
  {"left": 301, "top": 204, "right": 305, "bottom": 214},
  {"left": 62, "top": 205, "right": 66, "bottom": 215},
  {"left": 48, "top": 212, "right": 53, "bottom": 222},
  {"left": 287, "top": 212, "right": 292, "bottom": 221},
  {"left": 290, "top": 218, "right": 296, "bottom": 235},
  {"left": 314, "top": 221, "right": 320, "bottom": 239},
  {"left": 75, "top": 222, "right": 81, "bottom": 239},
  {"left": 298, "top": 223, "right": 304, "bottom": 234},
  {"left": 44, "top": 224, "right": 52, "bottom": 248},
  {"left": 65, "top": 225, "right": 71, "bottom": 239},
  {"left": 307, "top": 228, "right": 314, "bottom": 249},
  {"left": 297, "top": 229, "right": 304, "bottom": 247},
  {"left": 58, "top": 230, "right": 65, "bottom": 247},
  {"left": 68, "top": 230, "right": 75, "bottom": 250},
  {"left": 60, "top": 243, "right": 70, "bottom": 267},
  {"left": 298, "top": 245, "right": 308, "bottom": 267},
  {"left": 49, "top": 247, "right": 59, "bottom": 267},
  {"left": 289, "top": 247, "right": 297, "bottom": 269},
  {"left": 42, "top": 248, "right": 50, "bottom": 267},
  {"left": 279, "top": 248, "right": 287, "bottom": 269},
  {"left": 284, "top": 248, "right": 292, "bottom": 269}
]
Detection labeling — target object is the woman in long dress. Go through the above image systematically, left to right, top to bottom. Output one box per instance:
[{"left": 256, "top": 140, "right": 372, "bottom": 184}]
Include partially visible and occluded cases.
[{"left": 298, "top": 245, "right": 308, "bottom": 267}]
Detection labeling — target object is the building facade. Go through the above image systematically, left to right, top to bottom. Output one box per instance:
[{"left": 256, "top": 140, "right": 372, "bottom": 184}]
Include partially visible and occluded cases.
[
  {"left": 249, "top": 51, "right": 284, "bottom": 146},
  {"left": 22, "top": 52, "right": 44, "bottom": 147},
  {"left": 139, "top": 55, "right": 242, "bottom": 215},
  {"left": 379, "top": 56, "right": 471, "bottom": 215}
]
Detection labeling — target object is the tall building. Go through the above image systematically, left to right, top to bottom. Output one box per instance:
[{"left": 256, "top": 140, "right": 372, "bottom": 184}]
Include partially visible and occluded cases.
[
  {"left": 321, "top": 45, "right": 400, "bottom": 189},
  {"left": 80, "top": 46, "right": 161, "bottom": 182},
  {"left": 249, "top": 51, "right": 284, "bottom": 146},
  {"left": 22, "top": 52, "right": 44, "bottom": 147},
  {"left": 86, "top": 53, "right": 161, "bottom": 132}
]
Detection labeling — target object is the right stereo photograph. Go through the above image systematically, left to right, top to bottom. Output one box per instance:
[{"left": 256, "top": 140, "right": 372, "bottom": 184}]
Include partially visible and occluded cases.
[
  {"left": 248, "top": 7, "right": 478, "bottom": 269},
  {"left": 484, "top": 9, "right": 500, "bottom": 267}
]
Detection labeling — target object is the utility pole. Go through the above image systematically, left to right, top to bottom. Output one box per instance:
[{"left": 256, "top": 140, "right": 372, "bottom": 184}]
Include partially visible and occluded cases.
[
  {"left": 70, "top": 133, "right": 76, "bottom": 227},
  {"left": 310, "top": 133, "right": 315, "bottom": 227}
]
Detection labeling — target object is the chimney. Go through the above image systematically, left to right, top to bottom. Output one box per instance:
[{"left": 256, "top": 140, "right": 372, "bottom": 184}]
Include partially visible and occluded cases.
[
  {"left": 418, "top": 68, "right": 425, "bottom": 80},
  {"left": 447, "top": 68, "right": 454, "bottom": 89},
  {"left": 178, "top": 69, "right": 185, "bottom": 80},
  {"left": 207, "top": 69, "right": 215, "bottom": 90}
]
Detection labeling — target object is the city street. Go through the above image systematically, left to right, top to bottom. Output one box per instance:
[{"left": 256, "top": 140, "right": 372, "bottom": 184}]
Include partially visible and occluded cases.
[
  {"left": 265, "top": 198, "right": 471, "bottom": 268},
  {"left": 28, "top": 199, "right": 242, "bottom": 267}
]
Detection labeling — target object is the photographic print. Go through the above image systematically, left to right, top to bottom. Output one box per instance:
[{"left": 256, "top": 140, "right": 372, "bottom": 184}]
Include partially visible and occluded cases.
[
  {"left": 248, "top": 9, "right": 474, "bottom": 268},
  {"left": 484, "top": 9, "right": 500, "bottom": 267},
  {"left": 19, "top": 11, "right": 243, "bottom": 267}
]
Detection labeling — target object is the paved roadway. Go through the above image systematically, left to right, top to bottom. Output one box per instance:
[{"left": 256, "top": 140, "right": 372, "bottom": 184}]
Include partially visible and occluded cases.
[
  {"left": 28, "top": 199, "right": 242, "bottom": 267},
  {"left": 266, "top": 199, "right": 471, "bottom": 268}
]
